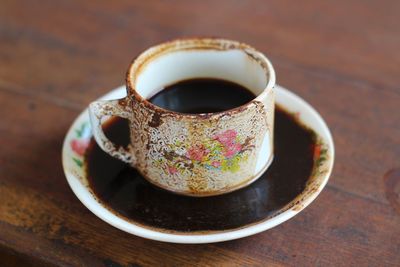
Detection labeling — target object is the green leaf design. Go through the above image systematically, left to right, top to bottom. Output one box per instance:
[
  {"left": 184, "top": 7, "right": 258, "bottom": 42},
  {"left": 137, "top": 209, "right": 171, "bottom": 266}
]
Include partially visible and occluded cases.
[
  {"left": 75, "top": 122, "right": 88, "bottom": 138},
  {"left": 72, "top": 157, "right": 83, "bottom": 167}
]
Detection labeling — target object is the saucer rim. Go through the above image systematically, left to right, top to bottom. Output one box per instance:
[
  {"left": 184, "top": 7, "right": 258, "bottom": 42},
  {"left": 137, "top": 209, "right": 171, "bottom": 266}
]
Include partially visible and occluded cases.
[{"left": 62, "top": 85, "right": 334, "bottom": 244}]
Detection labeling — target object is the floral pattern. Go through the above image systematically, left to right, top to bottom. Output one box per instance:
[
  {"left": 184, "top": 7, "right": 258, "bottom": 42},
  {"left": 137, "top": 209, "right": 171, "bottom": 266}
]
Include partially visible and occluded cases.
[
  {"left": 70, "top": 122, "right": 90, "bottom": 167},
  {"left": 156, "top": 129, "right": 253, "bottom": 176},
  {"left": 311, "top": 140, "right": 328, "bottom": 176}
]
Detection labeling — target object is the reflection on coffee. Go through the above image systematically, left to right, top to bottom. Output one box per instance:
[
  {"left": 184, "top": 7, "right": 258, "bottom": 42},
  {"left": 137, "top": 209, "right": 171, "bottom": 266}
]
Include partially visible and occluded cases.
[{"left": 149, "top": 78, "right": 256, "bottom": 113}]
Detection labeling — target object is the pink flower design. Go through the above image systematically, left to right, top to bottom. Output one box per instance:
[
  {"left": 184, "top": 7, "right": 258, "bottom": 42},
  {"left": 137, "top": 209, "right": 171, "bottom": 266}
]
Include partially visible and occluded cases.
[
  {"left": 214, "top": 130, "right": 237, "bottom": 146},
  {"left": 215, "top": 130, "right": 242, "bottom": 158},
  {"left": 70, "top": 139, "right": 89, "bottom": 156},
  {"left": 223, "top": 143, "right": 242, "bottom": 158},
  {"left": 186, "top": 144, "right": 209, "bottom": 161},
  {"left": 313, "top": 144, "right": 321, "bottom": 160},
  {"left": 211, "top": 161, "right": 221, "bottom": 167},
  {"left": 167, "top": 165, "right": 178, "bottom": 175}
]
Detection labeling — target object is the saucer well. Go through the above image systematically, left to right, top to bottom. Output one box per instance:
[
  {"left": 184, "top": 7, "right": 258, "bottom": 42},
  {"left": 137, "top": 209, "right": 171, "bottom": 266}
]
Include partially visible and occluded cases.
[{"left": 62, "top": 85, "right": 334, "bottom": 244}]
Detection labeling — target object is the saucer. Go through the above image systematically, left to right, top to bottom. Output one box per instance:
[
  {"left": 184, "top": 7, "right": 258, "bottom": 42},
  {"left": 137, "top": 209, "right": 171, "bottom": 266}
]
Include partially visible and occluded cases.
[{"left": 62, "top": 85, "right": 334, "bottom": 244}]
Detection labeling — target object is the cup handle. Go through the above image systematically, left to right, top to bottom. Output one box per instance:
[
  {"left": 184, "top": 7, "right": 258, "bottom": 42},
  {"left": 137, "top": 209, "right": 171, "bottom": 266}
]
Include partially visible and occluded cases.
[{"left": 89, "top": 97, "right": 136, "bottom": 165}]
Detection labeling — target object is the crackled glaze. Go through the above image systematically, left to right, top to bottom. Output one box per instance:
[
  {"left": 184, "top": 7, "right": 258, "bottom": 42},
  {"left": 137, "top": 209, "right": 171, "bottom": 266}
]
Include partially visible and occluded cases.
[{"left": 129, "top": 97, "right": 271, "bottom": 193}]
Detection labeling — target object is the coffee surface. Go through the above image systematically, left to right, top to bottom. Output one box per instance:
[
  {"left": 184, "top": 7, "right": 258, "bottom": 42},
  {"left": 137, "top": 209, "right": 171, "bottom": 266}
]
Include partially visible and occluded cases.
[
  {"left": 149, "top": 78, "right": 256, "bottom": 113},
  {"left": 85, "top": 106, "right": 316, "bottom": 232}
]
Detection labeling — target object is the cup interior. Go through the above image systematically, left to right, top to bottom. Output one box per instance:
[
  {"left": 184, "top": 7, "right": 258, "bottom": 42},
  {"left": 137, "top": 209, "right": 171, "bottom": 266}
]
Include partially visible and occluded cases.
[{"left": 128, "top": 39, "right": 274, "bottom": 102}]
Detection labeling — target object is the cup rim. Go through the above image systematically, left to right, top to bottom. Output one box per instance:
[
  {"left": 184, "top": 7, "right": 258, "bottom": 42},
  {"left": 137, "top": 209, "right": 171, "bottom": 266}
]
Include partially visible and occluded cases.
[{"left": 125, "top": 37, "right": 276, "bottom": 118}]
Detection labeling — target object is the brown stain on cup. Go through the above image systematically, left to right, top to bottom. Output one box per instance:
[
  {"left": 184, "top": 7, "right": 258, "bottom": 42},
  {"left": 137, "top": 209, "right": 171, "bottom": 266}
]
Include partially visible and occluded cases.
[{"left": 383, "top": 168, "right": 400, "bottom": 215}]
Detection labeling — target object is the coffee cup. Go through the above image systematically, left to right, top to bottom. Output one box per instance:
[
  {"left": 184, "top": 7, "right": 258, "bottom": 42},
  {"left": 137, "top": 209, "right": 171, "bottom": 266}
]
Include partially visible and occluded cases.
[{"left": 89, "top": 38, "right": 276, "bottom": 196}]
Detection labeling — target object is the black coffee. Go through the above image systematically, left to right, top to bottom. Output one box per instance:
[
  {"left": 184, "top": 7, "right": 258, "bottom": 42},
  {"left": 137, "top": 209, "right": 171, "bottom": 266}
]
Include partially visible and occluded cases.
[{"left": 149, "top": 78, "right": 256, "bottom": 113}]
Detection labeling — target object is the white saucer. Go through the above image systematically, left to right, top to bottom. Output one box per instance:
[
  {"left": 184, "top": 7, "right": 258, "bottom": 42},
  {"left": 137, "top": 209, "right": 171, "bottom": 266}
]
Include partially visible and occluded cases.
[{"left": 62, "top": 85, "right": 334, "bottom": 244}]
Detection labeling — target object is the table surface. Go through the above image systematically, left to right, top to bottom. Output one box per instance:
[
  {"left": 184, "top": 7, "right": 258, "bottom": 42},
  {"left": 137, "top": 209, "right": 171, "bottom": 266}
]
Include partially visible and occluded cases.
[{"left": 1, "top": 0, "right": 399, "bottom": 266}]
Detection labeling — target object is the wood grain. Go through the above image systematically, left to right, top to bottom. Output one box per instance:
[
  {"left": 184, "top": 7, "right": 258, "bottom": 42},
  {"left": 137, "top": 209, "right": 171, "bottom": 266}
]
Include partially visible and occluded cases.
[{"left": 0, "top": 0, "right": 399, "bottom": 266}]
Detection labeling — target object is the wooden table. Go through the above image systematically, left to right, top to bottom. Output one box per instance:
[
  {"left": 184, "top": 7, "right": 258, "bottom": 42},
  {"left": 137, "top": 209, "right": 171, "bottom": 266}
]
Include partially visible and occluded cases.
[{"left": 1, "top": 1, "right": 399, "bottom": 266}]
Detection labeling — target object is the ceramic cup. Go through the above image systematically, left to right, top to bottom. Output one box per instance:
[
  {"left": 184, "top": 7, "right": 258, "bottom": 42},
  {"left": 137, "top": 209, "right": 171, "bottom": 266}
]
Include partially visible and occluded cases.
[{"left": 89, "top": 38, "right": 276, "bottom": 196}]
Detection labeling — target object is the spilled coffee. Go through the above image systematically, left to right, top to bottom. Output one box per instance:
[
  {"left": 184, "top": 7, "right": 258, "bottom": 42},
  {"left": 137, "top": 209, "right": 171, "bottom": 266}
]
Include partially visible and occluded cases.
[{"left": 85, "top": 105, "right": 317, "bottom": 231}]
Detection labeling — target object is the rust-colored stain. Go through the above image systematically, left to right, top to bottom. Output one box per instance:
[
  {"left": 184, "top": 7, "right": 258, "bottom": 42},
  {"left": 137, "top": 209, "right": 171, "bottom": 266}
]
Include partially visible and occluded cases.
[
  {"left": 117, "top": 98, "right": 128, "bottom": 107},
  {"left": 148, "top": 112, "right": 162, "bottom": 128},
  {"left": 383, "top": 168, "right": 400, "bottom": 215}
]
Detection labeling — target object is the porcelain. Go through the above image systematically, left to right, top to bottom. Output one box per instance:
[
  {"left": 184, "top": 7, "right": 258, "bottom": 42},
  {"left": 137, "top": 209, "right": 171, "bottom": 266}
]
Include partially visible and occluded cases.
[
  {"left": 89, "top": 38, "right": 275, "bottom": 196},
  {"left": 62, "top": 85, "right": 334, "bottom": 244}
]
